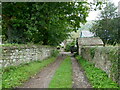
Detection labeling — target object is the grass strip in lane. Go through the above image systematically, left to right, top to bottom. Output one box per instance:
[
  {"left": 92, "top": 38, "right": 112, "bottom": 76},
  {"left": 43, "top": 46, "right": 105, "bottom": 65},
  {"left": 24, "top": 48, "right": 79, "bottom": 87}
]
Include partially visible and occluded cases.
[
  {"left": 49, "top": 56, "right": 72, "bottom": 88},
  {"left": 76, "top": 56, "right": 119, "bottom": 88},
  {"left": 2, "top": 57, "right": 56, "bottom": 88}
]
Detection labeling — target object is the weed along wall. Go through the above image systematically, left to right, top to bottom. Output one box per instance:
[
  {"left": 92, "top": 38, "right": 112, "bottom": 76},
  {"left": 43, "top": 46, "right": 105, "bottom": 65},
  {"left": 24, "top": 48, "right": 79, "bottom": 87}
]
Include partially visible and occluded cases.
[
  {"left": 2, "top": 45, "right": 56, "bottom": 67},
  {"left": 80, "top": 46, "right": 119, "bottom": 84}
]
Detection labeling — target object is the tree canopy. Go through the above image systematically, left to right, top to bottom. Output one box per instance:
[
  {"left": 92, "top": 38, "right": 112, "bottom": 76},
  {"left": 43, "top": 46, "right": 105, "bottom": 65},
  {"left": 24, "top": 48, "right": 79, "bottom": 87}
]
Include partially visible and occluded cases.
[
  {"left": 2, "top": 2, "right": 102, "bottom": 46},
  {"left": 90, "top": 2, "right": 119, "bottom": 45}
]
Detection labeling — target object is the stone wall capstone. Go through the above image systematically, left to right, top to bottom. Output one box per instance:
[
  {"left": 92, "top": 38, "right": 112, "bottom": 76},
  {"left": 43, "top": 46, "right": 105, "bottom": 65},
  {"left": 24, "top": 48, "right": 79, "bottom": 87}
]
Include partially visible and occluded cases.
[{"left": 1, "top": 45, "right": 56, "bottom": 67}]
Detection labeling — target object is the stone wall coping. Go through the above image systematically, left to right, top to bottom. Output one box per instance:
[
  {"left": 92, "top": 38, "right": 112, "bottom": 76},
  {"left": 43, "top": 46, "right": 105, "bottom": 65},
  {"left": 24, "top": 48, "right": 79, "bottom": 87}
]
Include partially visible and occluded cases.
[{"left": 2, "top": 45, "right": 56, "bottom": 50}]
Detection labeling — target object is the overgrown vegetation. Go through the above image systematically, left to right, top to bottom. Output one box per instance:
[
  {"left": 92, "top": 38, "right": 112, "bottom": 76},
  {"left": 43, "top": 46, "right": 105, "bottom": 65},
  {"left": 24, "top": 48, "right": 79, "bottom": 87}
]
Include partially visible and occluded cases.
[
  {"left": 64, "top": 40, "right": 76, "bottom": 52},
  {"left": 90, "top": 47, "right": 96, "bottom": 59},
  {"left": 108, "top": 47, "right": 119, "bottom": 83},
  {"left": 51, "top": 50, "right": 59, "bottom": 57},
  {"left": 49, "top": 56, "right": 72, "bottom": 88},
  {"left": 76, "top": 56, "right": 119, "bottom": 88},
  {"left": 2, "top": 57, "right": 56, "bottom": 88}
]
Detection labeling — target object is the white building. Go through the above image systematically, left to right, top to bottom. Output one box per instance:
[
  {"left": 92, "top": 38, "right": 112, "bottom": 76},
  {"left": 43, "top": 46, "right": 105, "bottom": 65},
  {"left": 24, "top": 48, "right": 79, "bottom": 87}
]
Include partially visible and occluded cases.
[
  {"left": 118, "top": 1, "right": 120, "bottom": 16},
  {"left": 80, "top": 30, "right": 94, "bottom": 38}
]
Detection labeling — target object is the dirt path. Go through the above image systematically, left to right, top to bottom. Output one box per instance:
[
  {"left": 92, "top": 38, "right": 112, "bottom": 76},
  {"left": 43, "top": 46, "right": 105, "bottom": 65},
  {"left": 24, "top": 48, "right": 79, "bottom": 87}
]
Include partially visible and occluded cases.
[
  {"left": 18, "top": 52, "right": 91, "bottom": 88},
  {"left": 19, "top": 54, "right": 66, "bottom": 88},
  {"left": 71, "top": 56, "right": 92, "bottom": 88}
]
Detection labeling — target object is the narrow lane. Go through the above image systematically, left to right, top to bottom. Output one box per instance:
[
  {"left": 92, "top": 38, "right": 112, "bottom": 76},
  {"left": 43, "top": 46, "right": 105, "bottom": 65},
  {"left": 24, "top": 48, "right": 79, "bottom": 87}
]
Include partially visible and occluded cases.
[
  {"left": 18, "top": 52, "right": 92, "bottom": 88},
  {"left": 19, "top": 54, "right": 66, "bottom": 88},
  {"left": 71, "top": 57, "right": 92, "bottom": 88}
]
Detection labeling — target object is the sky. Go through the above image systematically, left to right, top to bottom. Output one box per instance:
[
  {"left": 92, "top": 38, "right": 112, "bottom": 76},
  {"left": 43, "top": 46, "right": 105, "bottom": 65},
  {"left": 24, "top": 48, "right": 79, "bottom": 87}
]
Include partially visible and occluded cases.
[{"left": 86, "top": 0, "right": 120, "bottom": 21}]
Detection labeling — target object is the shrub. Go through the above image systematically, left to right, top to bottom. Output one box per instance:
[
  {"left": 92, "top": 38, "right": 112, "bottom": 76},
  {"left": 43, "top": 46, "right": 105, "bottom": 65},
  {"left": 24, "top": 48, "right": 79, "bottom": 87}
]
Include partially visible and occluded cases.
[
  {"left": 64, "top": 41, "right": 76, "bottom": 52},
  {"left": 64, "top": 44, "right": 71, "bottom": 52},
  {"left": 90, "top": 47, "right": 96, "bottom": 59},
  {"left": 51, "top": 50, "right": 59, "bottom": 57}
]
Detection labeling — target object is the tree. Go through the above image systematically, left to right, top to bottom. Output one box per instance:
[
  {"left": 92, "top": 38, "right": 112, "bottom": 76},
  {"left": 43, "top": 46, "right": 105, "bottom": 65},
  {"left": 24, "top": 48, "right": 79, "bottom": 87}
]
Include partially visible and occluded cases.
[
  {"left": 2, "top": 2, "right": 102, "bottom": 45},
  {"left": 90, "top": 2, "right": 119, "bottom": 45}
]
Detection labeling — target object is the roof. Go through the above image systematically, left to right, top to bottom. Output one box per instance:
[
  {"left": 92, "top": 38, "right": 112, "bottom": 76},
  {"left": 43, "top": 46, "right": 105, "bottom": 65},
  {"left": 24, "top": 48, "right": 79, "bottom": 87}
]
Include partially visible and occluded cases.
[
  {"left": 118, "top": 1, "right": 120, "bottom": 16},
  {"left": 80, "top": 30, "right": 94, "bottom": 38},
  {"left": 78, "top": 37, "right": 104, "bottom": 46}
]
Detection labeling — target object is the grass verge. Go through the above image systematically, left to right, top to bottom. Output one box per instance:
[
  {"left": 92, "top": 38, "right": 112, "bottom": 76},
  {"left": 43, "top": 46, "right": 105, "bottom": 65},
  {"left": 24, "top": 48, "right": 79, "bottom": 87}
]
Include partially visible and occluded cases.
[
  {"left": 49, "top": 56, "right": 72, "bottom": 88},
  {"left": 76, "top": 56, "right": 119, "bottom": 88},
  {"left": 2, "top": 57, "right": 56, "bottom": 88}
]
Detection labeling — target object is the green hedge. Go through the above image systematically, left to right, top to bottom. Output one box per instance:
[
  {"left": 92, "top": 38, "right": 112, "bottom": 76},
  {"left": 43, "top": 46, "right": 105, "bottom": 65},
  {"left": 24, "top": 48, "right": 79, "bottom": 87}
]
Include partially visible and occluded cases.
[{"left": 51, "top": 50, "right": 59, "bottom": 57}]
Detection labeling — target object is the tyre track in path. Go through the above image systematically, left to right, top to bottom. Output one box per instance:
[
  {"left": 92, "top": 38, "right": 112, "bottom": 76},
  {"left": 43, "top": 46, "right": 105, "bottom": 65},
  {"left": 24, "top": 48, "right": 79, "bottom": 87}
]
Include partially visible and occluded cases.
[
  {"left": 19, "top": 54, "right": 66, "bottom": 88},
  {"left": 71, "top": 56, "right": 92, "bottom": 88}
]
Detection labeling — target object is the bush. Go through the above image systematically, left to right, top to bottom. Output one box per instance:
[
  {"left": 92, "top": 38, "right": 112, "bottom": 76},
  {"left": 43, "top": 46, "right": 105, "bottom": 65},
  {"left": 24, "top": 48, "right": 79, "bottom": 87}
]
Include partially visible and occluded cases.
[
  {"left": 64, "top": 41, "right": 76, "bottom": 52},
  {"left": 64, "top": 44, "right": 71, "bottom": 52},
  {"left": 51, "top": 50, "right": 59, "bottom": 57}
]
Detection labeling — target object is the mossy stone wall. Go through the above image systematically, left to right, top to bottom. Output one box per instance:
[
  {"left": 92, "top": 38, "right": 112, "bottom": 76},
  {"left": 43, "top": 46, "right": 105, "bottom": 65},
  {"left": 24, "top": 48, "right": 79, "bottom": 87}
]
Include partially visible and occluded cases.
[
  {"left": 1, "top": 45, "right": 55, "bottom": 67},
  {"left": 81, "top": 46, "right": 119, "bottom": 85}
]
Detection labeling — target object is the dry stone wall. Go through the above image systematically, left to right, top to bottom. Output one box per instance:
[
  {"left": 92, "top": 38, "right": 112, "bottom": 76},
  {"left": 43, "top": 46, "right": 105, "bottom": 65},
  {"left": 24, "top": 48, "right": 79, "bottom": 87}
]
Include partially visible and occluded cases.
[
  {"left": 1, "top": 45, "right": 55, "bottom": 67},
  {"left": 81, "top": 46, "right": 119, "bottom": 84}
]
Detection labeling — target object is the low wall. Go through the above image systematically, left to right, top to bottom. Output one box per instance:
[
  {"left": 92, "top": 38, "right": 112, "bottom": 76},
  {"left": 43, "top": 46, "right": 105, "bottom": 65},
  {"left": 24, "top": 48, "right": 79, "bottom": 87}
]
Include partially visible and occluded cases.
[
  {"left": 1, "top": 45, "right": 55, "bottom": 67},
  {"left": 81, "top": 46, "right": 119, "bottom": 84}
]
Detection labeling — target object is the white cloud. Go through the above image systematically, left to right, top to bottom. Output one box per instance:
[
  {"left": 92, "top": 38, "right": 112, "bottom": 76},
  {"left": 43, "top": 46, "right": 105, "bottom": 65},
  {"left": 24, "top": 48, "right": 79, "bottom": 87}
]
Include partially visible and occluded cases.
[
  {"left": 86, "top": 0, "right": 120, "bottom": 21},
  {"left": 111, "top": 0, "right": 120, "bottom": 6},
  {"left": 86, "top": 11, "right": 100, "bottom": 21}
]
